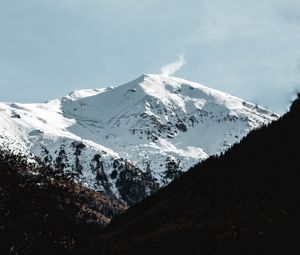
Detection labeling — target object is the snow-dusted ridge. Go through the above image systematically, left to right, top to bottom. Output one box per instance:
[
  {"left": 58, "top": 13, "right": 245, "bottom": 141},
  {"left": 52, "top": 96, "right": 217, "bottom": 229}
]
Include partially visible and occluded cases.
[{"left": 0, "top": 74, "right": 278, "bottom": 205}]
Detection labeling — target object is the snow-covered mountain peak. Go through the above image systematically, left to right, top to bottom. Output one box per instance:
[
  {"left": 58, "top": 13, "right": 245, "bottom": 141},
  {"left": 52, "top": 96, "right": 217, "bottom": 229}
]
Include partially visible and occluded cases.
[
  {"left": 0, "top": 74, "right": 278, "bottom": 205},
  {"left": 63, "top": 88, "right": 112, "bottom": 101}
]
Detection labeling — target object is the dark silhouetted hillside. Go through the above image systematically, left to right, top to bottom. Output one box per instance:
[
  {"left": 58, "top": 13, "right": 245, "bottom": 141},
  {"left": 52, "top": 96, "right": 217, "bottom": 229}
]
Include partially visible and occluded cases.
[{"left": 98, "top": 94, "right": 300, "bottom": 255}]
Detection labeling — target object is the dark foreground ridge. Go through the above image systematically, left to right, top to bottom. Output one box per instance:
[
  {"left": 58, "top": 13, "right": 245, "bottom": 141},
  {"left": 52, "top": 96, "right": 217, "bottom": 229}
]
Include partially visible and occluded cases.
[{"left": 97, "top": 94, "right": 300, "bottom": 254}]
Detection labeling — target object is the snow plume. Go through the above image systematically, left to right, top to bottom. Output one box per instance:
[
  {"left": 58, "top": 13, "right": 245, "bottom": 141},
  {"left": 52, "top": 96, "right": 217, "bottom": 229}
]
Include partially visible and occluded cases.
[{"left": 160, "top": 54, "right": 186, "bottom": 76}]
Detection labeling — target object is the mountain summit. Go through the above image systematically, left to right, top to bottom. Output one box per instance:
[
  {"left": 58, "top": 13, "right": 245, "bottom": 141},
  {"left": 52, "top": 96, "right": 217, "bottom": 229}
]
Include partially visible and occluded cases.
[{"left": 0, "top": 74, "right": 278, "bottom": 204}]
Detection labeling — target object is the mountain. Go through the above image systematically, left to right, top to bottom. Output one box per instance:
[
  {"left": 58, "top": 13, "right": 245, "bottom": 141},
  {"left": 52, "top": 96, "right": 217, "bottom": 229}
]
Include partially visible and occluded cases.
[
  {"left": 0, "top": 74, "right": 277, "bottom": 205},
  {"left": 97, "top": 95, "right": 300, "bottom": 255}
]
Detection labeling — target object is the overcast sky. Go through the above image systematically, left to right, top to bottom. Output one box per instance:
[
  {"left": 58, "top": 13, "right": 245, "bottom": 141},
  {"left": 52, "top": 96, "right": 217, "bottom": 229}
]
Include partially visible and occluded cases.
[{"left": 1, "top": 0, "right": 300, "bottom": 113}]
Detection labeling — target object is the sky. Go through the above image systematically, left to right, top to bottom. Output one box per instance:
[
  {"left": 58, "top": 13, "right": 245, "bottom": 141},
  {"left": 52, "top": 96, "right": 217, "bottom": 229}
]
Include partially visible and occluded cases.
[{"left": 1, "top": 0, "right": 300, "bottom": 114}]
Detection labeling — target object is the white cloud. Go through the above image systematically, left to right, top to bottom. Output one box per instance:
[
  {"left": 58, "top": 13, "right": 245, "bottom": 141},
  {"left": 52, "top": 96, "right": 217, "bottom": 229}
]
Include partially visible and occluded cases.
[{"left": 160, "top": 54, "right": 186, "bottom": 76}]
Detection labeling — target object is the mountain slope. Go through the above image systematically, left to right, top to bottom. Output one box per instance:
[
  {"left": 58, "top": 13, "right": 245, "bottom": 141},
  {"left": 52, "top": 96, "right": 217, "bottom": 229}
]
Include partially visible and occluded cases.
[
  {"left": 0, "top": 74, "right": 277, "bottom": 204},
  {"left": 99, "top": 95, "right": 300, "bottom": 255},
  {"left": 0, "top": 150, "right": 126, "bottom": 254}
]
